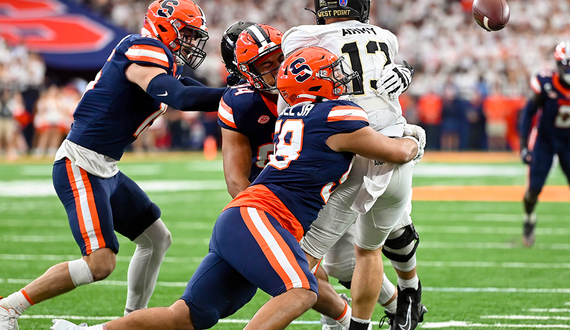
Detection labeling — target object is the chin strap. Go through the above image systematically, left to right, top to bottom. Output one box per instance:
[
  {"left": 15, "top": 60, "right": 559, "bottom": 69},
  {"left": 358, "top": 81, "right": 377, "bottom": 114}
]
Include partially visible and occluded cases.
[{"left": 304, "top": 7, "right": 317, "bottom": 15}]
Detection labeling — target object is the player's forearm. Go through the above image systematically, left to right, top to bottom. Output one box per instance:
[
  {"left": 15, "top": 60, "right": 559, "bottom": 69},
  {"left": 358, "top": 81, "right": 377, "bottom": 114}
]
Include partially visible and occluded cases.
[
  {"left": 147, "top": 73, "right": 226, "bottom": 112},
  {"left": 519, "top": 98, "right": 539, "bottom": 145},
  {"left": 225, "top": 176, "right": 251, "bottom": 198}
]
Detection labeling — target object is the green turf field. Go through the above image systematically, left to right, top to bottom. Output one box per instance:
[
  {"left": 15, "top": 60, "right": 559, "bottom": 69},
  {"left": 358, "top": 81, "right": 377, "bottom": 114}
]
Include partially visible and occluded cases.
[{"left": 1, "top": 152, "right": 569, "bottom": 330}]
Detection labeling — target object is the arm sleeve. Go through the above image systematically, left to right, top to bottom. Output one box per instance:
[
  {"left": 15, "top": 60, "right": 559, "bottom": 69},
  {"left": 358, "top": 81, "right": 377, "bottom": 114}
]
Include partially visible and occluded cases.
[
  {"left": 147, "top": 73, "right": 226, "bottom": 112},
  {"left": 178, "top": 76, "right": 205, "bottom": 87},
  {"left": 519, "top": 93, "right": 540, "bottom": 147}
]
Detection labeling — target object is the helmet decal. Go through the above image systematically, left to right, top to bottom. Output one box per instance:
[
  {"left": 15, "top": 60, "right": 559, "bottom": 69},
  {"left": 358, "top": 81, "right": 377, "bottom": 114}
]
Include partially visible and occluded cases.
[
  {"left": 157, "top": 0, "right": 179, "bottom": 18},
  {"left": 339, "top": 0, "right": 348, "bottom": 6},
  {"left": 289, "top": 58, "right": 313, "bottom": 83}
]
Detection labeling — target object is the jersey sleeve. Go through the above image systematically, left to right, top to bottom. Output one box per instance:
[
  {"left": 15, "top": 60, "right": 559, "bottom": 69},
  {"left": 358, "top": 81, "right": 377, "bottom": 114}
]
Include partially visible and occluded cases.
[
  {"left": 282, "top": 26, "right": 320, "bottom": 57},
  {"left": 124, "top": 38, "right": 173, "bottom": 72},
  {"left": 218, "top": 91, "right": 238, "bottom": 131},
  {"left": 326, "top": 101, "right": 369, "bottom": 134}
]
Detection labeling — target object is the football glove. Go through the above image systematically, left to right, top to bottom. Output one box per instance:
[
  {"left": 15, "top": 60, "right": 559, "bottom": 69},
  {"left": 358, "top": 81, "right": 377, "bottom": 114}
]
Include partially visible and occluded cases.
[
  {"left": 375, "top": 61, "right": 414, "bottom": 100},
  {"left": 402, "top": 123, "right": 426, "bottom": 165},
  {"left": 520, "top": 147, "right": 532, "bottom": 165}
]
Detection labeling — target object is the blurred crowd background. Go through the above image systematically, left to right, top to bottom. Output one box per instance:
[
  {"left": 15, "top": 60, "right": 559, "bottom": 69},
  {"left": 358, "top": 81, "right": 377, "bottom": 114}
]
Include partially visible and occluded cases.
[{"left": 1, "top": 0, "right": 568, "bottom": 160}]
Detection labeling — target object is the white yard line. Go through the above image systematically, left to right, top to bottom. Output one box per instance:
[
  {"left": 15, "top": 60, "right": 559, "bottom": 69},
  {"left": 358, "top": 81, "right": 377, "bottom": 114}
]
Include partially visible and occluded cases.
[
  {"left": 2, "top": 253, "right": 570, "bottom": 269},
  {"left": 2, "top": 277, "right": 569, "bottom": 294},
  {"left": 524, "top": 309, "right": 570, "bottom": 313},
  {"left": 482, "top": 315, "right": 570, "bottom": 320},
  {"left": 18, "top": 316, "right": 570, "bottom": 328},
  {"left": 421, "top": 321, "right": 570, "bottom": 328}
]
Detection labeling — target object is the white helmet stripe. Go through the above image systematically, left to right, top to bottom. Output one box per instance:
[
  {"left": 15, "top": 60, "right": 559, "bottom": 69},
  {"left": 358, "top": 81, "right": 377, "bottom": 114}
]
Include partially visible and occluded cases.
[{"left": 248, "top": 25, "right": 270, "bottom": 48}]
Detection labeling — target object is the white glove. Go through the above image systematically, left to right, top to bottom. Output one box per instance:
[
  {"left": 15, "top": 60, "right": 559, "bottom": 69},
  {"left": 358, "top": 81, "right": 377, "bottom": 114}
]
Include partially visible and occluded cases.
[
  {"left": 375, "top": 61, "right": 414, "bottom": 100},
  {"left": 402, "top": 123, "right": 426, "bottom": 165}
]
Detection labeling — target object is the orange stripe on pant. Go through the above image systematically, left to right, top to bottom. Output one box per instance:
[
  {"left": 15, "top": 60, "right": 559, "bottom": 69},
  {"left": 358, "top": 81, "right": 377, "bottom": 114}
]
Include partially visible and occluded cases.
[
  {"left": 65, "top": 159, "right": 105, "bottom": 255},
  {"left": 240, "top": 207, "right": 310, "bottom": 291}
]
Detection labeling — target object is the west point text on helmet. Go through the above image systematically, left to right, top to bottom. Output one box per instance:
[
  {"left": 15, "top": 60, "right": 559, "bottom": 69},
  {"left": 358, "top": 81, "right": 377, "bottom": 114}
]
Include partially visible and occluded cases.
[{"left": 317, "top": 9, "right": 352, "bottom": 18}]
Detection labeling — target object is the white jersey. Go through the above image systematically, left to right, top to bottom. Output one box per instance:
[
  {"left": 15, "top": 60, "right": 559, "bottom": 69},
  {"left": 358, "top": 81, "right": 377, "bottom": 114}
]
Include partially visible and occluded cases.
[{"left": 282, "top": 20, "right": 406, "bottom": 135}]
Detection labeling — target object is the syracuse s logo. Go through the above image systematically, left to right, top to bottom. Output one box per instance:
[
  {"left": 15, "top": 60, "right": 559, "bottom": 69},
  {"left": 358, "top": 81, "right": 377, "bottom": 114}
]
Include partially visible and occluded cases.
[
  {"left": 158, "top": 0, "right": 179, "bottom": 17},
  {"left": 289, "top": 58, "right": 313, "bottom": 83}
]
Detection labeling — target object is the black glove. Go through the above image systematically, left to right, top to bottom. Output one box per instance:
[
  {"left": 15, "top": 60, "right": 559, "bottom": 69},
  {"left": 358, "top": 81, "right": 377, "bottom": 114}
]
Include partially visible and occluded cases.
[
  {"left": 226, "top": 74, "right": 242, "bottom": 87},
  {"left": 520, "top": 147, "right": 532, "bottom": 165}
]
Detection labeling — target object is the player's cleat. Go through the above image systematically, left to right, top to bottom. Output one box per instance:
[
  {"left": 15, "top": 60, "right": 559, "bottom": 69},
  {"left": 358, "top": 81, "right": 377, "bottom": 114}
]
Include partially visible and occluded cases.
[
  {"left": 523, "top": 220, "right": 536, "bottom": 247},
  {"left": 392, "top": 282, "right": 428, "bottom": 330},
  {"left": 319, "top": 293, "right": 351, "bottom": 330},
  {"left": 0, "top": 303, "right": 20, "bottom": 330},
  {"left": 378, "top": 310, "right": 395, "bottom": 329},
  {"left": 51, "top": 319, "right": 88, "bottom": 330}
]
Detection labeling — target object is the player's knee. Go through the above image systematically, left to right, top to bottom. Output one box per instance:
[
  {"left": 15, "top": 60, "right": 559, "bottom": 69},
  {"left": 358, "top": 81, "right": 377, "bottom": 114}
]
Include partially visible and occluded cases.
[
  {"left": 150, "top": 219, "right": 172, "bottom": 253},
  {"left": 382, "top": 225, "right": 419, "bottom": 263},
  {"left": 85, "top": 249, "right": 116, "bottom": 281}
]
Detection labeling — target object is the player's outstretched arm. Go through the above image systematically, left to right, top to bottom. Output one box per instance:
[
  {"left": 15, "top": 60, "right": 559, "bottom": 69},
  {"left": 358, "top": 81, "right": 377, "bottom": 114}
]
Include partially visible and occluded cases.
[
  {"left": 125, "top": 63, "right": 226, "bottom": 112},
  {"left": 519, "top": 93, "right": 541, "bottom": 165},
  {"left": 326, "top": 126, "right": 419, "bottom": 164},
  {"left": 221, "top": 128, "right": 253, "bottom": 198}
]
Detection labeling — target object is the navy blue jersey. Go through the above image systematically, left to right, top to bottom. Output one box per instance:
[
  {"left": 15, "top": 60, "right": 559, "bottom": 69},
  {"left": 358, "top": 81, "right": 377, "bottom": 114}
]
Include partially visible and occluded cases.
[
  {"left": 67, "top": 34, "right": 180, "bottom": 160},
  {"left": 520, "top": 71, "right": 570, "bottom": 142},
  {"left": 218, "top": 83, "right": 278, "bottom": 181},
  {"left": 227, "top": 99, "right": 368, "bottom": 239}
]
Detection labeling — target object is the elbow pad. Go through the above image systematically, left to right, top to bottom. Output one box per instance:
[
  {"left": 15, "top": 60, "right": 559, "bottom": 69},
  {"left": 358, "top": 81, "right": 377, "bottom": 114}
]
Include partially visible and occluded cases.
[{"left": 147, "top": 73, "right": 225, "bottom": 112}]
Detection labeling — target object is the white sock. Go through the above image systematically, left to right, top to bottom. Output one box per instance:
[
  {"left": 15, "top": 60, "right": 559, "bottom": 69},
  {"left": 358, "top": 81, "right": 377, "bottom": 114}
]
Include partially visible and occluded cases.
[
  {"left": 124, "top": 219, "right": 171, "bottom": 315},
  {"left": 378, "top": 273, "right": 396, "bottom": 307},
  {"left": 398, "top": 276, "right": 419, "bottom": 290},
  {"left": 1, "top": 290, "right": 33, "bottom": 314},
  {"left": 383, "top": 298, "right": 397, "bottom": 314},
  {"left": 336, "top": 303, "right": 352, "bottom": 329}
]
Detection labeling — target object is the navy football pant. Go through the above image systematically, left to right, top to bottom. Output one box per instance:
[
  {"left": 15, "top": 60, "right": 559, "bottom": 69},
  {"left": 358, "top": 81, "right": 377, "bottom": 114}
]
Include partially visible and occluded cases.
[
  {"left": 529, "top": 136, "right": 570, "bottom": 192},
  {"left": 52, "top": 158, "right": 161, "bottom": 255},
  {"left": 180, "top": 206, "right": 318, "bottom": 330}
]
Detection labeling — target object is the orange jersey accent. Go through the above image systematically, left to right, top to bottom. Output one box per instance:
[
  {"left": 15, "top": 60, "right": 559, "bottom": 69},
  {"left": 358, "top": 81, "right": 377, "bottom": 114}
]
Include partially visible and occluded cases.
[
  {"left": 225, "top": 185, "right": 304, "bottom": 241},
  {"left": 240, "top": 207, "right": 311, "bottom": 290}
]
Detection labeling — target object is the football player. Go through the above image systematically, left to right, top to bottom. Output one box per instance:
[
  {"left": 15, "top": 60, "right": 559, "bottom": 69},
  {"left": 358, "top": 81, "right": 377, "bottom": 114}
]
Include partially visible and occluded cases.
[
  {"left": 0, "top": 1, "right": 225, "bottom": 329},
  {"left": 280, "top": 1, "right": 427, "bottom": 330},
  {"left": 218, "top": 22, "right": 353, "bottom": 328},
  {"left": 218, "top": 23, "right": 282, "bottom": 198},
  {"left": 519, "top": 40, "right": 570, "bottom": 247},
  {"left": 50, "top": 46, "right": 424, "bottom": 330}
]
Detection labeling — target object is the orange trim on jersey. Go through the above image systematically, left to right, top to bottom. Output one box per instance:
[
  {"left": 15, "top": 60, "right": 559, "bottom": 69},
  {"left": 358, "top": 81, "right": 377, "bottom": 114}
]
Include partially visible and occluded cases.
[
  {"left": 126, "top": 44, "right": 169, "bottom": 67},
  {"left": 126, "top": 54, "right": 169, "bottom": 68},
  {"left": 552, "top": 73, "right": 570, "bottom": 99},
  {"left": 260, "top": 93, "right": 278, "bottom": 117},
  {"left": 218, "top": 99, "right": 237, "bottom": 129},
  {"left": 327, "top": 105, "right": 368, "bottom": 122},
  {"left": 66, "top": 159, "right": 90, "bottom": 253},
  {"left": 79, "top": 168, "right": 106, "bottom": 251},
  {"left": 225, "top": 185, "right": 304, "bottom": 241},
  {"left": 240, "top": 208, "right": 311, "bottom": 291},
  {"left": 20, "top": 289, "right": 34, "bottom": 305}
]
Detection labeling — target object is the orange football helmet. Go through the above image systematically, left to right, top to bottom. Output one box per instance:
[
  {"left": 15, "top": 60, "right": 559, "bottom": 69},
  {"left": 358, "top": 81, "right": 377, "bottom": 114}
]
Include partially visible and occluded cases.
[
  {"left": 143, "top": 0, "right": 209, "bottom": 69},
  {"left": 235, "top": 24, "right": 283, "bottom": 92},
  {"left": 554, "top": 40, "right": 570, "bottom": 86},
  {"left": 277, "top": 46, "right": 359, "bottom": 106}
]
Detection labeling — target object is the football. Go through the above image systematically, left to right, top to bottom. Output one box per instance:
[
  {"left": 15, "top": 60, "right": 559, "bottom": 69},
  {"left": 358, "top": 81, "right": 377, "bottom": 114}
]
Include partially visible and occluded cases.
[{"left": 472, "top": 0, "right": 510, "bottom": 32}]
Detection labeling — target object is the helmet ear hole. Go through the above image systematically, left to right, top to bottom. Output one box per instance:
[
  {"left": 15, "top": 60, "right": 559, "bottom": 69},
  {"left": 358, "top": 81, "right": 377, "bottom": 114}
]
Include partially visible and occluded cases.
[{"left": 158, "top": 25, "right": 168, "bottom": 33}]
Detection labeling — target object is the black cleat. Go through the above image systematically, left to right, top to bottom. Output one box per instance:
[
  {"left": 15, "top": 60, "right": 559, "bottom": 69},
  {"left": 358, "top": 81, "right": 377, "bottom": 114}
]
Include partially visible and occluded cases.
[
  {"left": 523, "top": 220, "right": 536, "bottom": 247},
  {"left": 392, "top": 282, "right": 428, "bottom": 330},
  {"left": 378, "top": 310, "right": 394, "bottom": 329}
]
